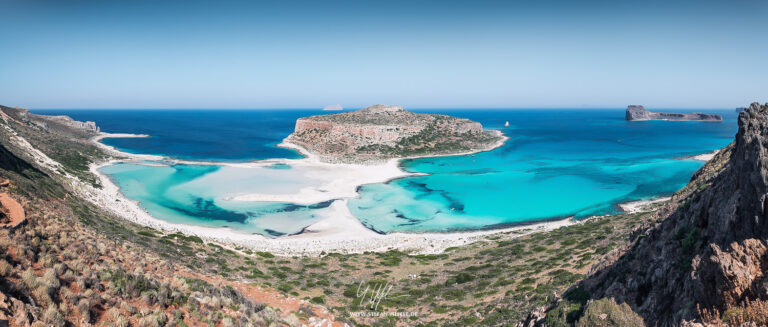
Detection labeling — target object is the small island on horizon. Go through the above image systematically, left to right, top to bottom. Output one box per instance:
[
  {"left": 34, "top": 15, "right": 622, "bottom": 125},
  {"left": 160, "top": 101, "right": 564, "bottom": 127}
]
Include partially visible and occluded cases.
[
  {"left": 284, "top": 104, "right": 505, "bottom": 163},
  {"left": 625, "top": 105, "right": 723, "bottom": 122}
]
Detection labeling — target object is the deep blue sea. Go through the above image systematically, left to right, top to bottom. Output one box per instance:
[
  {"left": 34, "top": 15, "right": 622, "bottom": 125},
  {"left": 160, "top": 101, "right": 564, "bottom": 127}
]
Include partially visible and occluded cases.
[{"left": 33, "top": 108, "right": 738, "bottom": 235}]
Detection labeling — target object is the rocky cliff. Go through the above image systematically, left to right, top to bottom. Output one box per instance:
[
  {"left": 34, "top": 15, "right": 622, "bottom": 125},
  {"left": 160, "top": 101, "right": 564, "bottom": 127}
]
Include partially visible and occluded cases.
[
  {"left": 576, "top": 102, "right": 768, "bottom": 325},
  {"left": 285, "top": 104, "right": 503, "bottom": 163},
  {"left": 0, "top": 105, "right": 100, "bottom": 134},
  {"left": 626, "top": 105, "right": 722, "bottom": 122}
]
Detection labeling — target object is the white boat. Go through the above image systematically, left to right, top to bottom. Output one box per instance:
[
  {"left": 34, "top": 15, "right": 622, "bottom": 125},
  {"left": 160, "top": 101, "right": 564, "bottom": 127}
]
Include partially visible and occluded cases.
[{"left": 504, "top": 121, "right": 509, "bottom": 127}]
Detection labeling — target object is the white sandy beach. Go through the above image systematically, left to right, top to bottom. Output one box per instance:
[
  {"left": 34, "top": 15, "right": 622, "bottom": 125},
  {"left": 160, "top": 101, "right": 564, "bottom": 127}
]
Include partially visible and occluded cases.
[
  {"left": 10, "top": 130, "right": 695, "bottom": 256},
  {"left": 74, "top": 132, "right": 582, "bottom": 256},
  {"left": 71, "top": 133, "right": 585, "bottom": 256},
  {"left": 227, "top": 142, "right": 418, "bottom": 205},
  {"left": 675, "top": 149, "right": 719, "bottom": 162},
  {"left": 690, "top": 151, "right": 717, "bottom": 161},
  {"left": 618, "top": 197, "right": 671, "bottom": 214}
]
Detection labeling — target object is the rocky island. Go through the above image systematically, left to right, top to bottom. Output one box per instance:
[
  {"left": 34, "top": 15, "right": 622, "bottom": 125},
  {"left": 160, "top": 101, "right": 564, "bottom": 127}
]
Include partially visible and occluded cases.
[
  {"left": 284, "top": 104, "right": 505, "bottom": 163},
  {"left": 625, "top": 105, "right": 722, "bottom": 121}
]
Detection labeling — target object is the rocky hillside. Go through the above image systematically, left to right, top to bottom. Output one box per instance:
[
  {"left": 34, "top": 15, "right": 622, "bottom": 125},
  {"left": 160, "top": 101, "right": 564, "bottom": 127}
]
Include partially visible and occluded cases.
[
  {"left": 542, "top": 102, "right": 768, "bottom": 326},
  {"left": 0, "top": 104, "right": 656, "bottom": 326},
  {"left": 285, "top": 104, "right": 504, "bottom": 163},
  {"left": 626, "top": 105, "right": 722, "bottom": 121},
  {"left": 0, "top": 106, "right": 344, "bottom": 326}
]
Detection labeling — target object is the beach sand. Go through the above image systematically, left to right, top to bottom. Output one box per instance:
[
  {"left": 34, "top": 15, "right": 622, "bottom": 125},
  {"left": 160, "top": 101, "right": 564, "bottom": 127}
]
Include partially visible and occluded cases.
[
  {"left": 9, "top": 130, "right": 704, "bottom": 255},
  {"left": 75, "top": 132, "right": 584, "bottom": 256},
  {"left": 690, "top": 151, "right": 717, "bottom": 161},
  {"left": 618, "top": 197, "right": 671, "bottom": 214}
]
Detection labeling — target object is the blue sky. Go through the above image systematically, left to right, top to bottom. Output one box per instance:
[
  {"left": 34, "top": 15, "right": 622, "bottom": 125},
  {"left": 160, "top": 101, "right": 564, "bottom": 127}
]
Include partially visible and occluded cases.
[{"left": 1, "top": 0, "right": 766, "bottom": 109}]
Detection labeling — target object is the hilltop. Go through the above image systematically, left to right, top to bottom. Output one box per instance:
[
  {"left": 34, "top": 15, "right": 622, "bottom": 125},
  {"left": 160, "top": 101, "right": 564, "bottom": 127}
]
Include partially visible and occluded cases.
[{"left": 284, "top": 104, "right": 505, "bottom": 163}]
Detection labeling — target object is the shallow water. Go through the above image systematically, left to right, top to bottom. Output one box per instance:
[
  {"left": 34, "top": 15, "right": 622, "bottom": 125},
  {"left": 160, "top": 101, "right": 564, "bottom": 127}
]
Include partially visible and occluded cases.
[
  {"left": 36, "top": 109, "right": 737, "bottom": 235},
  {"left": 351, "top": 110, "right": 735, "bottom": 232},
  {"left": 99, "top": 162, "right": 329, "bottom": 236}
]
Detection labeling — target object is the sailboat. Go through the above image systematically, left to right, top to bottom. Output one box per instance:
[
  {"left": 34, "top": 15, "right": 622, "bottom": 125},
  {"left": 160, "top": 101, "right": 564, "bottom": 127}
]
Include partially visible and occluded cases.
[{"left": 504, "top": 121, "right": 509, "bottom": 127}]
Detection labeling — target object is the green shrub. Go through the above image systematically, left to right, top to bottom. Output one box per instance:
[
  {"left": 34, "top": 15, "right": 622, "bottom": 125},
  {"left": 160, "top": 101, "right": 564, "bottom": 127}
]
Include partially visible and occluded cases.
[
  {"left": 682, "top": 228, "right": 697, "bottom": 253},
  {"left": 454, "top": 272, "right": 474, "bottom": 284},
  {"left": 277, "top": 283, "right": 293, "bottom": 293},
  {"left": 576, "top": 298, "right": 644, "bottom": 327}
]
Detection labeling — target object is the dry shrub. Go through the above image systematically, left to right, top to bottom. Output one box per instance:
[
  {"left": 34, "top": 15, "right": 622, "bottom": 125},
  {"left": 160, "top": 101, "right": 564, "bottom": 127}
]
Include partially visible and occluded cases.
[
  {"left": 62, "top": 248, "right": 77, "bottom": 261},
  {"left": 40, "top": 253, "right": 56, "bottom": 268},
  {"left": 0, "top": 258, "right": 12, "bottom": 277},
  {"left": 53, "top": 262, "right": 67, "bottom": 275},
  {"left": 21, "top": 268, "right": 39, "bottom": 289},
  {"left": 43, "top": 268, "right": 60, "bottom": 289},
  {"left": 62, "top": 269, "right": 75, "bottom": 282},
  {"left": 33, "top": 284, "right": 53, "bottom": 305},
  {"left": 61, "top": 286, "right": 78, "bottom": 303},
  {"left": 78, "top": 297, "right": 91, "bottom": 313},
  {"left": 699, "top": 299, "right": 768, "bottom": 326},
  {"left": 120, "top": 301, "right": 137, "bottom": 315},
  {"left": 58, "top": 302, "right": 69, "bottom": 316},
  {"left": 43, "top": 306, "right": 65, "bottom": 327},
  {"left": 108, "top": 307, "right": 121, "bottom": 320},
  {"left": 138, "top": 314, "right": 161, "bottom": 327},
  {"left": 116, "top": 316, "right": 130, "bottom": 327}
]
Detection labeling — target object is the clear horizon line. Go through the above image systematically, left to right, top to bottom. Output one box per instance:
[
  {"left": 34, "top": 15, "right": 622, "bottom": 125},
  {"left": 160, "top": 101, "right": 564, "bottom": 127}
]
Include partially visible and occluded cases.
[{"left": 26, "top": 106, "right": 740, "bottom": 111}]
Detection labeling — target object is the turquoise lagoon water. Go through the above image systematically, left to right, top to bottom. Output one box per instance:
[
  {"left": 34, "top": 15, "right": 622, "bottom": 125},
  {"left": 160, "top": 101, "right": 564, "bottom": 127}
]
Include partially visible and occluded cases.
[
  {"left": 34, "top": 109, "right": 738, "bottom": 236},
  {"left": 351, "top": 110, "right": 737, "bottom": 232},
  {"left": 98, "top": 162, "right": 332, "bottom": 236}
]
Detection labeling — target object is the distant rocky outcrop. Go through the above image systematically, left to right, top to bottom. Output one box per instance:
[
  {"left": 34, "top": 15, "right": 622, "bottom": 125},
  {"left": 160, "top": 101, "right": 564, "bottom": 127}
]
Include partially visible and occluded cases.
[
  {"left": 578, "top": 102, "right": 768, "bottom": 325},
  {"left": 285, "top": 104, "right": 504, "bottom": 163},
  {"left": 625, "top": 105, "right": 722, "bottom": 121},
  {"left": 0, "top": 106, "right": 100, "bottom": 133},
  {"left": 46, "top": 115, "right": 100, "bottom": 132}
]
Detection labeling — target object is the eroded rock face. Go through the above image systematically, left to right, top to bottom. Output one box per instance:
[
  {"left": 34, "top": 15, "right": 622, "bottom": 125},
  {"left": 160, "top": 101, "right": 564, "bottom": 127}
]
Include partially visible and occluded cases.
[
  {"left": 582, "top": 103, "right": 768, "bottom": 325},
  {"left": 285, "top": 104, "right": 501, "bottom": 163},
  {"left": 625, "top": 105, "right": 722, "bottom": 121},
  {"left": 626, "top": 105, "right": 653, "bottom": 121},
  {"left": 0, "top": 106, "right": 100, "bottom": 133},
  {"left": 47, "top": 115, "right": 100, "bottom": 132}
]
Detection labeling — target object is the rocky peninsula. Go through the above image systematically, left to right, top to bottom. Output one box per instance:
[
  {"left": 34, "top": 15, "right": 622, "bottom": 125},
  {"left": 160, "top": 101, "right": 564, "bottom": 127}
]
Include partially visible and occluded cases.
[
  {"left": 284, "top": 104, "right": 505, "bottom": 163},
  {"left": 625, "top": 105, "right": 722, "bottom": 121}
]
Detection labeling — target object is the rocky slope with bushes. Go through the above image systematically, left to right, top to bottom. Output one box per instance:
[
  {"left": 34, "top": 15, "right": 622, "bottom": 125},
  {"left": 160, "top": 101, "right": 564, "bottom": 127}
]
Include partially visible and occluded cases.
[
  {"left": 537, "top": 102, "right": 768, "bottom": 326},
  {"left": 0, "top": 104, "right": 654, "bottom": 326},
  {"left": 0, "top": 106, "right": 343, "bottom": 326}
]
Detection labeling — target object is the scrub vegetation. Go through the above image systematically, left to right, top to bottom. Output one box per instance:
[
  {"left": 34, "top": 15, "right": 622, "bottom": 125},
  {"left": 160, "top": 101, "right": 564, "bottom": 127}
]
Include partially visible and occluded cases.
[{"left": 0, "top": 105, "right": 661, "bottom": 326}]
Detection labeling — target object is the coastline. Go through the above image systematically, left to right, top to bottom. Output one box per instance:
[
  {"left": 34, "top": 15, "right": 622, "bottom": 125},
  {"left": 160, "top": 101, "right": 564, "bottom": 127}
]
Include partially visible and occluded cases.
[
  {"left": 69, "top": 130, "right": 689, "bottom": 255},
  {"left": 79, "top": 131, "right": 579, "bottom": 256},
  {"left": 80, "top": 132, "right": 582, "bottom": 255},
  {"left": 90, "top": 132, "right": 163, "bottom": 161},
  {"left": 674, "top": 149, "right": 720, "bottom": 162},
  {"left": 690, "top": 150, "right": 718, "bottom": 161},
  {"left": 618, "top": 197, "right": 671, "bottom": 214}
]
